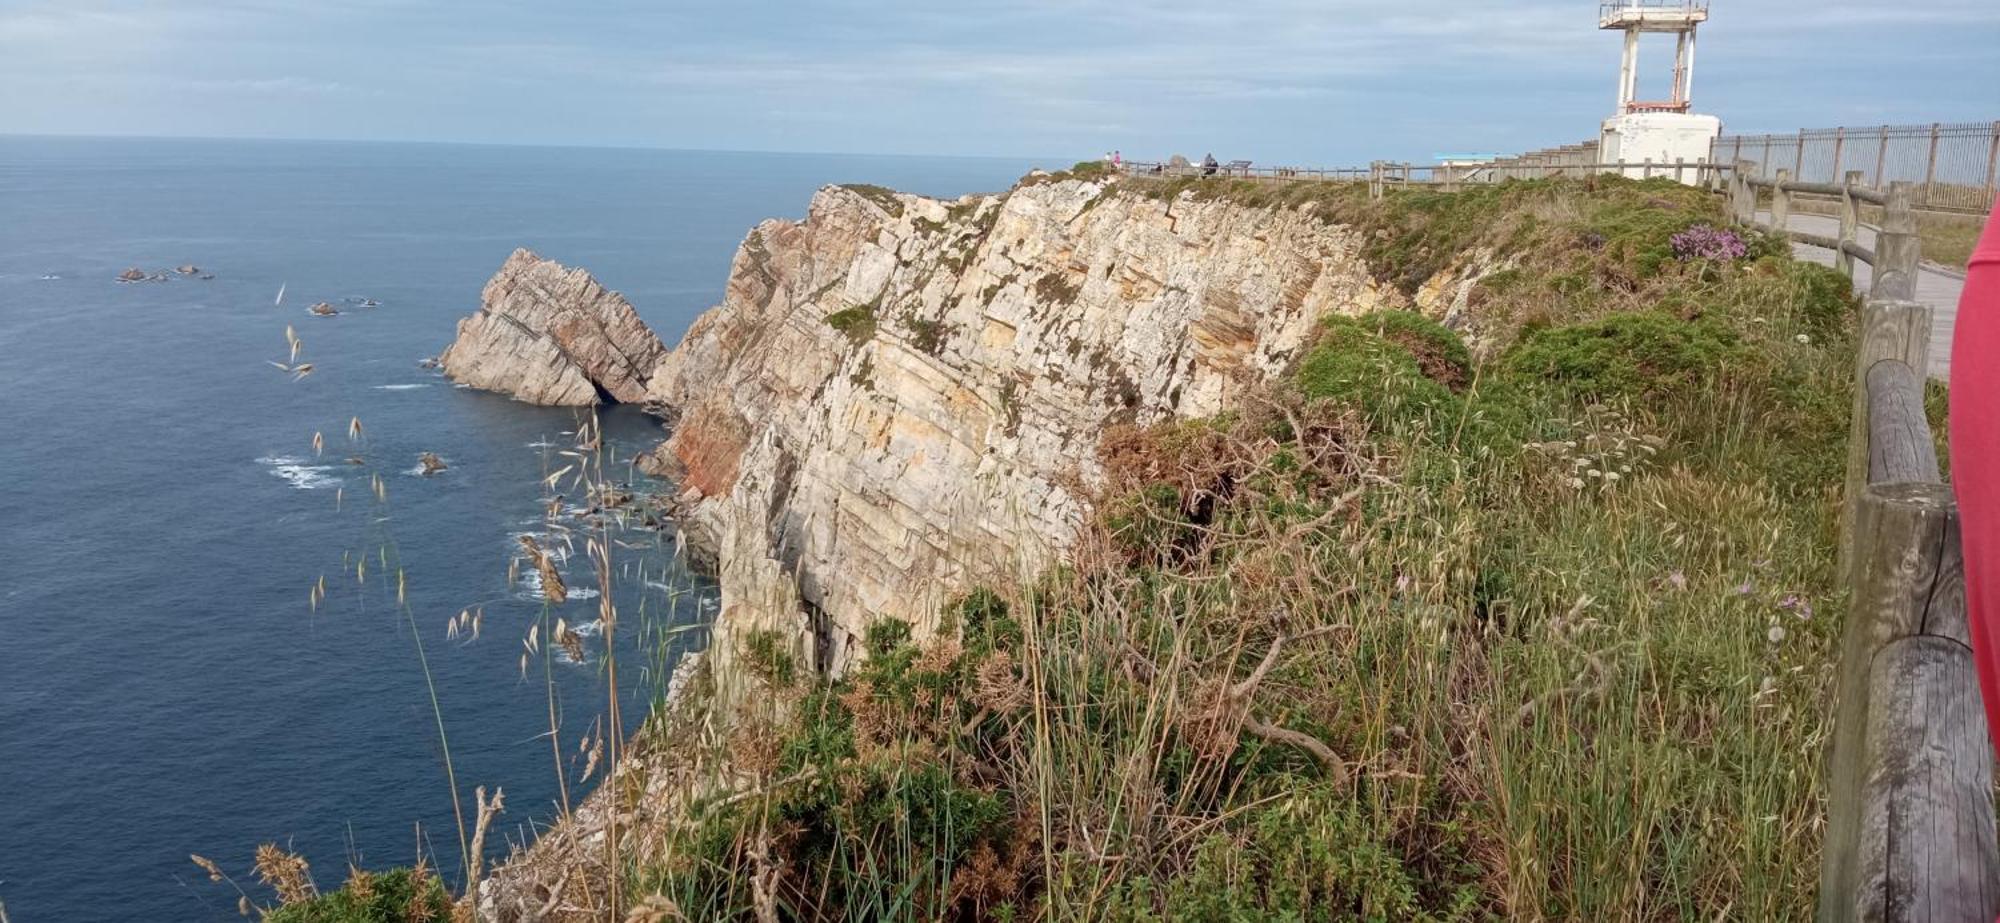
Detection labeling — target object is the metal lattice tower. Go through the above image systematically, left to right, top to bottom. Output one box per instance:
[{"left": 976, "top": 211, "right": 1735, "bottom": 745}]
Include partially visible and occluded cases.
[{"left": 1600, "top": 1, "right": 1710, "bottom": 115}]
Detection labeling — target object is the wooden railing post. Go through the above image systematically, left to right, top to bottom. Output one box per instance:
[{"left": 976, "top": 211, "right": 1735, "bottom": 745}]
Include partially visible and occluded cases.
[
  {"left": 1731, "top": 160, "right": 1756, "bottom": 224},
  {"left": 1772, "top": 168, "right": 1793, "bottom": 230},
  {"left": 1837, "top": 170, "right": 1863, "bottom": 279},
  {"left": 1870, "top": 182, "right": 1922, "bottom": 302},
  {"left": 1840, "top": 299, "right": 1932, "bottom": 581},
  {"left": 1822, "top": 476, "right": 1998, "bottom": 923}
]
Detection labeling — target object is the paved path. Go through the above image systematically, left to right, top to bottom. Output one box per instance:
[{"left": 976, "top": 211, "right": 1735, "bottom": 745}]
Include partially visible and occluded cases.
[{"left": 1757, "top": 210, "right": 1965, "bottom": 378}]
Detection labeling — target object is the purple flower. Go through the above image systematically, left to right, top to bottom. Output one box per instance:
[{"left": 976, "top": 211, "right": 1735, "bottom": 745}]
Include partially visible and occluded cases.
[{"left": 1671, "top": 225, "right": 1749, "bottom": 263}]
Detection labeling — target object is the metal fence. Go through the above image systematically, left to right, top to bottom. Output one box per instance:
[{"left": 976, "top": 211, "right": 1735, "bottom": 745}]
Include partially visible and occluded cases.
[{"left": 1713, "top": 122, "right": 2000, "bottom": 213}]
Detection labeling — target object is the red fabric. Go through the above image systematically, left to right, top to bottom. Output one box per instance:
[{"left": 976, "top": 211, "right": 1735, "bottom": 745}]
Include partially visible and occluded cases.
[{"left": 1949, "top": 203, "right": 2000, "bottom": 753}]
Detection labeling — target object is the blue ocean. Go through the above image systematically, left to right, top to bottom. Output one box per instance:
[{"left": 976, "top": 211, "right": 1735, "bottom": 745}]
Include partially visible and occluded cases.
[{"left": 0, "top": 136, "right": 1033, "bottom": 921}]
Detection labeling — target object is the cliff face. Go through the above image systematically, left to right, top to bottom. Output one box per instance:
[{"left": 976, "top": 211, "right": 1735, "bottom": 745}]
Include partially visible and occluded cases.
[
  {"left": 455, "top": 175, "right": 1419, "bottom": 913},
  {"left": 441, "top": 178, "right": 1404, "bottom": 686},
  {"left": 637, "top": 178, "right": 1391, "bottom": 685},
  {"left": 439, "top": 248, "right": 667, "bottom": 405}
]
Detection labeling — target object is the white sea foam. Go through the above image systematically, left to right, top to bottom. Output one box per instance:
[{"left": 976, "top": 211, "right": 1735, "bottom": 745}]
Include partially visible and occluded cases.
[
  {"left": 372, "top": 383, "right": 431, "bottom": 391},
  {"left": 258, "top": 453, "right": 340, "bottom": 489},
  {"left": 256, "top": 455, "right": 340, "bottom": 490},
  {"left": 513, "top": 563, "right": 599, "bottom": 602}
]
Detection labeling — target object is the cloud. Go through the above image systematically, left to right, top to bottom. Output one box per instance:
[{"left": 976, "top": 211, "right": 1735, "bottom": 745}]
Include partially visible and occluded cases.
[{"left": 0, "top": 0, "right": 1991, "bottom": 159}]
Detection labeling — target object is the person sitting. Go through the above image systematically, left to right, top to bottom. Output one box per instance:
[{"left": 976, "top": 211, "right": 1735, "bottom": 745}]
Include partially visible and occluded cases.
[{"left": 1202, "top": 153, "right": 1219, "bottom": 177}]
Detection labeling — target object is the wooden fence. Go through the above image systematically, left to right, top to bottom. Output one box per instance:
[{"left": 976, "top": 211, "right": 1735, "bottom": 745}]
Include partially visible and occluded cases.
[
  {"left": 1118, "top": 159, "right": 1731, "bottom": 195},
  {"left": 1729, "top": 166, "right": 1924, "bottom": 301},
  {"left": 1731, "top": 169, "right": 2000, "bottom": 920},
  {"left": 1812, "top": 293, "right": 2000, "bottom": 922}
]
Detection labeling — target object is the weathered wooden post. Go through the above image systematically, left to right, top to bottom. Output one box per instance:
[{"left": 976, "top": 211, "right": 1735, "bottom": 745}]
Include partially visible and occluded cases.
[
  {"left": 1731, "top": 160, "right": 1756, "bottom": 224},
  {"left": 1369, "top": 161, "right": 1383, "bottom": 201},
  {"left": 1772, "top": 168, "right": 1793, "bottom": 231},
  {"left": 1837, "top": 170, "right": 1863, "bottom": 279},
  {"left": 1870, "top": 182, "right": 1922, "bottom": 302},
  {"left": 1840, "top": 299, "right": 1933, "bottom": 581},
  {"left": 1820, "top": 321, "right": 2000, "bottom": 921},
  {"left": 1822, "top": 475, "right": 1999, "bottom": 923}
]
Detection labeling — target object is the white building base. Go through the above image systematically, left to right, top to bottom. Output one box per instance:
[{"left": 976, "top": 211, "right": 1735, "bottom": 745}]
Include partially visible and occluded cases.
[{"left": 1599, "top": 112, "right": 1722, "bottom": 184}]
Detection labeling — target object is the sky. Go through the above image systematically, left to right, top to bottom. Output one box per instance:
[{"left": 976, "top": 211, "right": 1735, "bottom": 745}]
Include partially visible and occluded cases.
[{"left": 1, "top": 0, "right": 1995, "bottom": 163}]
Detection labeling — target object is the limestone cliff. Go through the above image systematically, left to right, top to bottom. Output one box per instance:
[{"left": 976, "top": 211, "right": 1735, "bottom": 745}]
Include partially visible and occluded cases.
[
  {"left": 459, "top": 174, "right": 1427, "bottom": 916},
  {"left": 442, "top": 177, "right": 1407, "bottom": 686},
  {"left": 637, "top": 177, "right": 1394, "bottom": 689},
  {"left": 439, "top": 248, "right": 667, "bottom": 405}
]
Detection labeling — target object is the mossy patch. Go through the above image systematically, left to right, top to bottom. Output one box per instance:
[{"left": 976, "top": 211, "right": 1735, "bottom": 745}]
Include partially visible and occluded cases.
[
  {"left": 839, "top": 183, "right": 906, "bottom": 218},
  {"left": 1032, "top": 271, "right": 1081, "bottom": 306},
  {"left": 824, "top": 302, "right": 879, "bottom": 346}
]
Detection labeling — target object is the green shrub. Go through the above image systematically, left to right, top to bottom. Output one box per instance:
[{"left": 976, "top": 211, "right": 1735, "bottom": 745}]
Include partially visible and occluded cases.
[
  {"left": 1068, "top": 160, "right": 1114, "bottom": 179},
  {"left": 1501, "top": 311, "right": 1745, "bottom": 401},
  {"left": 1295, "top": 312, "right": 1468, "bottom": 431},
  {"left": 740, "top": 628, "right": 799, "bottom": 688},
  {"left": 1094, "top": 781, "right": 1481, "bottom": 922},
  {"left": 263, "top": 868, "right": 452, "bottom": 923}
]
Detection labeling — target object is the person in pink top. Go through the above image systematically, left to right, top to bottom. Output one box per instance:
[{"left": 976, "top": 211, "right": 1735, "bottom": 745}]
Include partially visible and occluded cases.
[{"left": 1949, "top": 203, "right": 2000, "bottom": 752}]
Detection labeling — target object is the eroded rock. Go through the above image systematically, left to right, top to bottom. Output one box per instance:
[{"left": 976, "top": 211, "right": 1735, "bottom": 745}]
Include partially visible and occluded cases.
[{"left": 439, "top": 248, "right": 667, "bottom": 406}]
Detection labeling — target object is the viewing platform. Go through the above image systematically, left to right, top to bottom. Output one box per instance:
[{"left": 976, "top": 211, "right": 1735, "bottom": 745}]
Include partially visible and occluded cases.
[{"left": 1599, "top": 0, "right": 1709, "bottom": 31}]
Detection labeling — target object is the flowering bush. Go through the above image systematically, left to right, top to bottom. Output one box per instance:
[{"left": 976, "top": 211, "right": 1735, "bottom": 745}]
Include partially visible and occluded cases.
[{"left": 1671, "top": 224, "right": 1749, "bottom": 262}]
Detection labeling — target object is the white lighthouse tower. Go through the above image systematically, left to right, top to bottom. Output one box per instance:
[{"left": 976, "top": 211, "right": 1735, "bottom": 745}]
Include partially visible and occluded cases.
[{"left": 1597, "top": 1, "right": 1722, "bottom": 182}]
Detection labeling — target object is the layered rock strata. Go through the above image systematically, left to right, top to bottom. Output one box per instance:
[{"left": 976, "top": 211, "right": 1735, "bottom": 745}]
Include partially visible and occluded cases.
[{"left": 440, "top": 248, "right": 667, "bottom": 405}]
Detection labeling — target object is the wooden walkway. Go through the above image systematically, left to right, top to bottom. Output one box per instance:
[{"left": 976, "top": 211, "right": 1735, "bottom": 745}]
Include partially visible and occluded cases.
[{"left": 1759, "top": 210, "right": 1965, "bottom": 378}]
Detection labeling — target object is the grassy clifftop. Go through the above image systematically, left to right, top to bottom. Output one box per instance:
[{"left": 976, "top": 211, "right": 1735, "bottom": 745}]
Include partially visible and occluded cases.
[
  {"left": 276, "top": 175, "right": 1869, "bottom": 921},
  {"left": 598, "top": 177, "right": 1864, "bottom": 920}
]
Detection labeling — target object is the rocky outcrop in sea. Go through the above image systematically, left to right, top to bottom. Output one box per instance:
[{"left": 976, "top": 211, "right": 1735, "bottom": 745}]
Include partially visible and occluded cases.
[{"left": 439, "top": 248, "right": 667, "bottom": 406}]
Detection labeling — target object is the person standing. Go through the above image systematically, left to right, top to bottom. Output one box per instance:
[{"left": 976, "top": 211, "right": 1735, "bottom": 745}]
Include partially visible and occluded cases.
[{"left": 1949, "top": 203, "right": 2000, "bottom": 752}]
